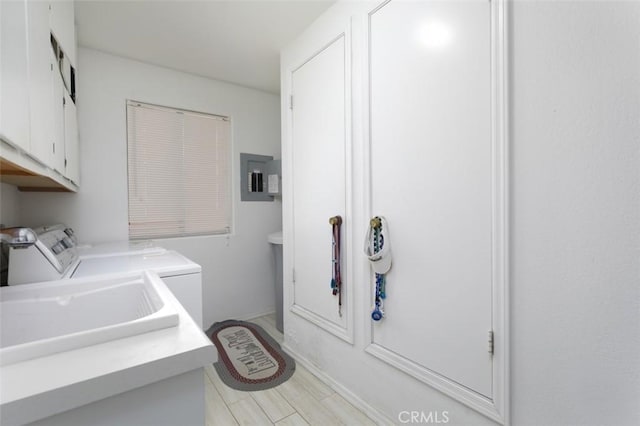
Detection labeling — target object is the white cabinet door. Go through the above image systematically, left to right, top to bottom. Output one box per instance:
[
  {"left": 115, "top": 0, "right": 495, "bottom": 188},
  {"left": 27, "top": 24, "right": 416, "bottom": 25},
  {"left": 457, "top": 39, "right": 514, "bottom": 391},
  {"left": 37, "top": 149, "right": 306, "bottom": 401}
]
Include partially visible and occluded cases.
[
  {"left": 0, "top": 0, "right": 30, "bottom": 150},
  {"left": 27, "top": 0, "right": 54, "bottom": 166},
  {"left": 50, "top": 0, "right": 76, "bottom": 66},
  {"left": 369, "top": 0, "right": 493, "bottom": 397},
  {"left": 291, "top": 35, "right": 347, "bottom": 333},
  {"left": 51, "top": 59, "right": 66, "bottom": 174},
  {"left": 64, "top": 92, "right": 79, "bottom": 184}
]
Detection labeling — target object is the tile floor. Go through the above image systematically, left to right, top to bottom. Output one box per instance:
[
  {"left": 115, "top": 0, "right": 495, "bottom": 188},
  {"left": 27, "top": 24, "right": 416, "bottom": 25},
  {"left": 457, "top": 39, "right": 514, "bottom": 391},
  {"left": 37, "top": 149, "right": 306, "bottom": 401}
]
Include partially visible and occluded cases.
[{"left": 204, "top": 313, "right": 377, "bottom": 426}]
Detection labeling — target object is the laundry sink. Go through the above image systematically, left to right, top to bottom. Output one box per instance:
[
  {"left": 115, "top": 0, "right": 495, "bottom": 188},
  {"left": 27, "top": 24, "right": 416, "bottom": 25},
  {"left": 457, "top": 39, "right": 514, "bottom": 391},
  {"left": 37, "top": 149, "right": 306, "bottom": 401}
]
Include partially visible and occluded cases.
[{"left": 0, "top": 271, "right": 179, "bottom": 366}]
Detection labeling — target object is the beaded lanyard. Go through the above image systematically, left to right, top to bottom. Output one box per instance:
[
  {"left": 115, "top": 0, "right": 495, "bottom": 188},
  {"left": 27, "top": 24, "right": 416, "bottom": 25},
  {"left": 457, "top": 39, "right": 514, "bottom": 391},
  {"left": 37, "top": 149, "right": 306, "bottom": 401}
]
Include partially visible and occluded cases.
[
  {"left": 330, "top": 216, "right": 343, "bottom": 317},
  {"left": 371, "top": 217, "right": 386, "bottom": 321}
]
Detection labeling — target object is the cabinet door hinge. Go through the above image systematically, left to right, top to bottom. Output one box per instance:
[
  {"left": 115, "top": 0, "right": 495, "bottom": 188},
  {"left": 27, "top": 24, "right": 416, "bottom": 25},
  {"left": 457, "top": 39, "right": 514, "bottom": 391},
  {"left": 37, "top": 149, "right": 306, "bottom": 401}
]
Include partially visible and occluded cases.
[
  {"left": 289, "top": 95, "right": 293, "bottom": 110},
  {"left": 63, "top": 96, "right": 66, "bottom": 106},
  {"left": 64, "top": 158, "right": 67, "bottom": 167},
  {"left": 292, "top": 268, "right": 296, "bottom": 284},
  {"left": 488, "top": 330, "right": 494, "bottom": 355}
]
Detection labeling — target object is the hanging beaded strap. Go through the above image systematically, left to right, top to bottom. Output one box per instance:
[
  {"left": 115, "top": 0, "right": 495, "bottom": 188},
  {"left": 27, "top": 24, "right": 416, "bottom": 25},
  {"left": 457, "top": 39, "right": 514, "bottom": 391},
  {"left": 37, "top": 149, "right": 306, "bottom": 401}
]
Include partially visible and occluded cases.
[
  {"left": 330, "top": 216, "right": 343, "bottom": 317},
  {"left": 370, "top": 217, "right": 385, "bottom": 321}
]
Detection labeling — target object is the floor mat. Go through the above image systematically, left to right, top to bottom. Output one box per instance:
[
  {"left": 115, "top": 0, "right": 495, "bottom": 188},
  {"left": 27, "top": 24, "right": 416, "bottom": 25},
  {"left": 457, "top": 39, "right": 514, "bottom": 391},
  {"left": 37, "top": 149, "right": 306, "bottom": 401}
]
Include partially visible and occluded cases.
[{"left": 205, "top": 319, "right": 295, "bottom": 391}]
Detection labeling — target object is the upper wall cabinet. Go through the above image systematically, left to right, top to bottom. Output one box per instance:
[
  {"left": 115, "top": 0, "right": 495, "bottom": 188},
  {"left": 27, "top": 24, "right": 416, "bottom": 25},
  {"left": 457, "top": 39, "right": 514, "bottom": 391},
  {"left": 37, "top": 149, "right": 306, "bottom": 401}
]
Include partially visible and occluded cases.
[
  {"left": 0, "top": 0, "right": 79, "bottom": 192},
  {"left": 0, "top": 0, "right": 31, "bottom": 152},
  {"left": 28, "top": 0, "right": 55, "bottom": 166},
  {"left": 50, "top": 0, "right": 76, "bottom": 66},
  {"left": 282, "top": 0, "right": 508, "bottom": 423},
  {"left": 52, "top": 57, "right": 66, "bottom": 174},
  {"left": 64, "top": 91, "right": 79, "bottom": 184}
]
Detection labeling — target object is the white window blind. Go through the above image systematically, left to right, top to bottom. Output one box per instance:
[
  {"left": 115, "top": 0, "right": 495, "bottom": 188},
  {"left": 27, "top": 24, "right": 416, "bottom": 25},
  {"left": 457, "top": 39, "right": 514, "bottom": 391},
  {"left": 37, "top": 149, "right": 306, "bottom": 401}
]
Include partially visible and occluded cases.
[{"left": 127, "top": 101, "right": 231, "bottom": 239}]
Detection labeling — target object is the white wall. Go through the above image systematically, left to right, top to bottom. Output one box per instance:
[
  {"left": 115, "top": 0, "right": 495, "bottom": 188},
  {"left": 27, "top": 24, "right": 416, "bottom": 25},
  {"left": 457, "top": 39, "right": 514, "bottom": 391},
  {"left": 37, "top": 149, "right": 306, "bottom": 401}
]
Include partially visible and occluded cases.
[
  {"left": 281, "top": 1, "right": 640, "bottom": 425},
  {"left": 510, "top": 1, "right": 640, "bottom": 425},
  {"left": 18, "top": 48, "right": 282, "bottom": 326},
  {"left": 0, "top": 183, "right": 21, "bottom": 227}
]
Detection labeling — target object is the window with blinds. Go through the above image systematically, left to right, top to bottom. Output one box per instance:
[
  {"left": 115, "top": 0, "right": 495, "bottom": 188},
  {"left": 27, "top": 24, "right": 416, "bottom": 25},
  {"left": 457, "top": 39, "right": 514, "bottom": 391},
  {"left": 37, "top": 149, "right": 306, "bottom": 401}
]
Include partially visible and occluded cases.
[{"left": 126, "top": 101, "right": 231, "bottom": 239}]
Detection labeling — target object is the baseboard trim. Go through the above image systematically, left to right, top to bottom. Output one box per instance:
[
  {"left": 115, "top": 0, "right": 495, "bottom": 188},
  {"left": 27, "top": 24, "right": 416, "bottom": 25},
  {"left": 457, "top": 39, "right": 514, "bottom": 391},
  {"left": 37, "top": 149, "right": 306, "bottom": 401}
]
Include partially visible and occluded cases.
[
  {"left": 236, "top": 309, "right": 277, "bottom": 322},
  {"left": 282, "top": 342, "right": 395, "bottom": 426}
]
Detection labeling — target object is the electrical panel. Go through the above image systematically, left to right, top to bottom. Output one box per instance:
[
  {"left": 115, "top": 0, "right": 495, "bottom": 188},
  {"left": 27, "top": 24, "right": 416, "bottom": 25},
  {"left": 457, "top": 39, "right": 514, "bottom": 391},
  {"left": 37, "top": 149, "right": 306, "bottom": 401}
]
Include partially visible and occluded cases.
[{"left": 240, "top": 153, "right": 280, "bottom": 201}]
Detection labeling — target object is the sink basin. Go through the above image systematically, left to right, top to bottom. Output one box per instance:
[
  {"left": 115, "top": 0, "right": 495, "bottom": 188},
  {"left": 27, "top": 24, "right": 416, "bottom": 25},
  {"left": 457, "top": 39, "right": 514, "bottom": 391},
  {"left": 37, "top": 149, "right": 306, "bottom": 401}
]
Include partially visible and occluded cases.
[{"left": 0, "top": 271, "right": 179, "bottom": 366}]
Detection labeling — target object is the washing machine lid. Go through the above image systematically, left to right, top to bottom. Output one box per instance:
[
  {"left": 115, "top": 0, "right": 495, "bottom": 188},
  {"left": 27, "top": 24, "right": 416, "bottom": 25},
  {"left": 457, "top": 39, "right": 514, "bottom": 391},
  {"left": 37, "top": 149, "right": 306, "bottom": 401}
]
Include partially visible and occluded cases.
[{"left": 71, "top": 250, "right": 201, "bottom": 278}]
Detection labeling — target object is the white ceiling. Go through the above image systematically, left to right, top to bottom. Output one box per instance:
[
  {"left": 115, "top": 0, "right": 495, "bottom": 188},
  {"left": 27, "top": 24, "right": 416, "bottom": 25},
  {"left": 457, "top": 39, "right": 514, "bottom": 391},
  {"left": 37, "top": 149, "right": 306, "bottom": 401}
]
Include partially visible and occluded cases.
[{"left": 75, "top": 1, "right": 335, "bottom": 94}]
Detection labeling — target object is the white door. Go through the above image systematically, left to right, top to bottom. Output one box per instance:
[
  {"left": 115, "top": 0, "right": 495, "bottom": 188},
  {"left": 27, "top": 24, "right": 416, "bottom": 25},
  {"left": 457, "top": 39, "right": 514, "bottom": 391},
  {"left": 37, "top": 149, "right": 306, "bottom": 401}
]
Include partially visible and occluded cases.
[
  {"left": 369, "top": 0, "right": 493, "bottom": 397},
  {"left": 291, "top": 36, "right": 347, "bottom": 331}
]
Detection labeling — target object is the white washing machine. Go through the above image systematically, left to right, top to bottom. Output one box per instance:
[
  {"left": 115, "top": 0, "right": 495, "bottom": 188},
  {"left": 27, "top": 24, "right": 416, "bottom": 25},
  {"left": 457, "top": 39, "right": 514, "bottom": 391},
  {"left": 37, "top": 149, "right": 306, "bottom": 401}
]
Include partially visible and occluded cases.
[
  {"left": 33, "top": 224, "right": 165, "bottom": 259},
  {"left": 3, "top": 225, "right": 203, "bottom": 328},
  {"left": 77, "top": 240, "right": 166, "bottom": 259}
]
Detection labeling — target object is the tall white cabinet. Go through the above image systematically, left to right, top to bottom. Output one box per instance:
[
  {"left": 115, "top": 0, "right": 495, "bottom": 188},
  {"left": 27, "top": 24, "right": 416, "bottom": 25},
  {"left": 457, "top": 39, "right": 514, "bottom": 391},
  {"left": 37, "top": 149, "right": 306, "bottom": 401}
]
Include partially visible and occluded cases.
[
  {"left": 282, "top": 0, "right": 508, "bottom": 423},
  {"left": 369, "top": 0, "right": 493, "bottom": 398},
  {"left": 290, "top": 34, "right": 351, "bottom": 340}
]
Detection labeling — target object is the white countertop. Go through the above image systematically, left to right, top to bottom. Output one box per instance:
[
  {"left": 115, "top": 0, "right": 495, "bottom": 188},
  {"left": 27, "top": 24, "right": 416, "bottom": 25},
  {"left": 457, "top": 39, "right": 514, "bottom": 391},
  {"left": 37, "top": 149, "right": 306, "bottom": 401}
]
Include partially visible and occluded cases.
[{"left": 0, "top": 287, "right": 216, "bottom": 426}]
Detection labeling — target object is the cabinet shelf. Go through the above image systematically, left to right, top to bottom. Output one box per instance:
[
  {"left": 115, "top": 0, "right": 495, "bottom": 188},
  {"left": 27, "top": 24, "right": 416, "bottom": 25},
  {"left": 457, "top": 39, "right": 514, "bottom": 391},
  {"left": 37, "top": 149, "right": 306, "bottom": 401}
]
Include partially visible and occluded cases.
[{"left": 1, "top": 142, "right": 77, "bottom": 192}]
